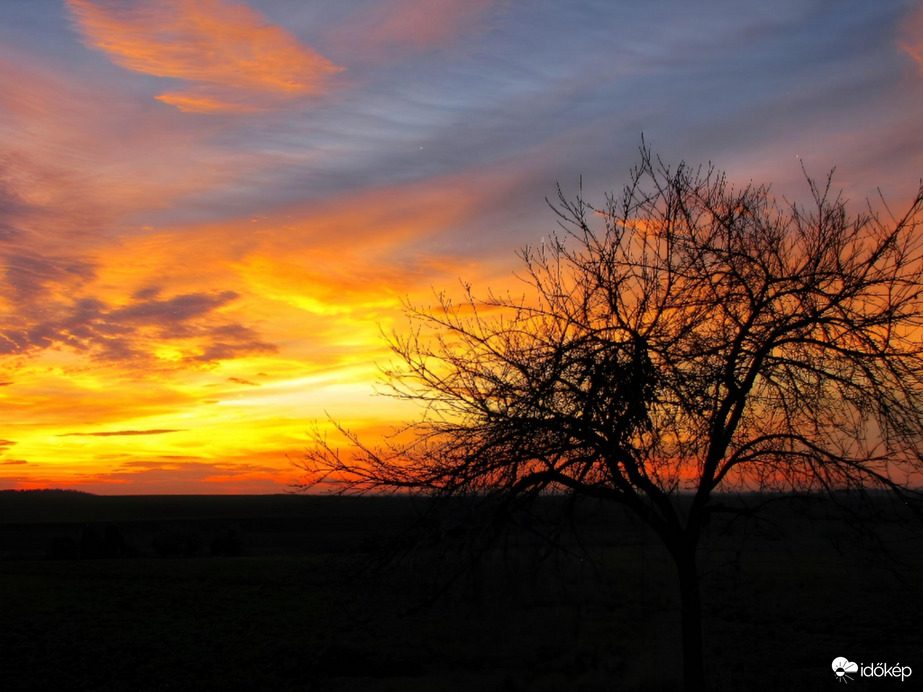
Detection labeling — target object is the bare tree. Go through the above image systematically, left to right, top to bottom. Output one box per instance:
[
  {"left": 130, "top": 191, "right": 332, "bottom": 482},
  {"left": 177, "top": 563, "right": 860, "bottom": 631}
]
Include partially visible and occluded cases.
[{"left": 296, "top": 145, "right": 923, "bottom": 691}]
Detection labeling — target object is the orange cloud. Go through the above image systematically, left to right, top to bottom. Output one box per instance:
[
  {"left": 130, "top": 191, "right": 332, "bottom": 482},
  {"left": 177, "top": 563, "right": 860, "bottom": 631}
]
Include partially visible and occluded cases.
[
  {"left": 66, "top": 0, "right": 343, "bottom": 113},
  {"left": 900, "top": 3, "right": 923, "bottom": 72},
  {"left": 155, "top": 90, "right": 261, "bottom": 114},
  {"left": 0, "top": 140, "right": 529, "bottom": 493},
  {"left": 234, "top": 186, "right": 474, "bottom": 317}
]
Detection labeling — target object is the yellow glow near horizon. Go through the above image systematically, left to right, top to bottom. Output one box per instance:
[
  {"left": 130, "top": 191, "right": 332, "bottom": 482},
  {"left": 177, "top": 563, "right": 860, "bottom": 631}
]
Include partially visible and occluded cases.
[{"left": 0, "top": 199, "right": 468, "bottom": 492}]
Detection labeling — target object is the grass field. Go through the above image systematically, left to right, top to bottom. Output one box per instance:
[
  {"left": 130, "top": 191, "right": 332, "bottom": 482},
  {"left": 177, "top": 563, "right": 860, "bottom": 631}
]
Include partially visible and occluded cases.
[{"left": 1, "top": 491, "right": 920, "bottom": 691}]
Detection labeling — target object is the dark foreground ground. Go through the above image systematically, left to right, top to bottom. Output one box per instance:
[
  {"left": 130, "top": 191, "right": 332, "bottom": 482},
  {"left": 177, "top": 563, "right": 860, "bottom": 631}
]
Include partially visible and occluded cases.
[{"left": 0, "top": 490, "right": 920, "bottom": 691}]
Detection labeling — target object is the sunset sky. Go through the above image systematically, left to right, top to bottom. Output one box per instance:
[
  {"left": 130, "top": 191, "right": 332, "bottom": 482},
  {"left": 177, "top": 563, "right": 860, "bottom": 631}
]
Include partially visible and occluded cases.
[{"left": 2, "top": 0, "right": 923, "bottom": 494}]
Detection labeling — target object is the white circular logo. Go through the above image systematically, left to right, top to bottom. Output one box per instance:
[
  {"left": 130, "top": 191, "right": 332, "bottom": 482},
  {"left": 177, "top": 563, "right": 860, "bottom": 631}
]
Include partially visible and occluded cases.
[{"left": 832, "top": 657, "right": 858, "bottom": 683}]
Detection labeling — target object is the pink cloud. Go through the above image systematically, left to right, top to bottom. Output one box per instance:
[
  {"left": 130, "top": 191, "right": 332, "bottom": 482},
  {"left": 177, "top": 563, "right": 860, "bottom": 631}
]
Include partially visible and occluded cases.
[
  {"left": 330, "top": 0, "right": 502, "bottom": 61},
  {"left": 901, "top": 3, "right": 923, "bottom": 72},
  {"left": 0, "top": 55, "right": 257, "bottom": 247}
]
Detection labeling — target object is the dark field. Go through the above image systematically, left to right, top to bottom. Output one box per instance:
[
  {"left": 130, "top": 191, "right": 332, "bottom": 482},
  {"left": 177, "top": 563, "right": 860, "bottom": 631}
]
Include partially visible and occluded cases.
[{"left": 1, "top": 491, "right": 920, "bottom": 691}]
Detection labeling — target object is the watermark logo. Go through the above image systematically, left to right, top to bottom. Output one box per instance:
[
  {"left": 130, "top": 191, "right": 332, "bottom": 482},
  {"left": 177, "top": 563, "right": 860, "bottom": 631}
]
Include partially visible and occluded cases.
[
  {"left": 832, "top": 657, "right": 912, "bottom": 683},
  {"left": 832, "top": 658, "right": 858, "bottom": 683}
]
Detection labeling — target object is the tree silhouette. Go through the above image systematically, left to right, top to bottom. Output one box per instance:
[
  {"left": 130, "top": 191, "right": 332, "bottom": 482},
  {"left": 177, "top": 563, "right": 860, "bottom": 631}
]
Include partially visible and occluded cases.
[{"left": 297, "top": 145, "right": 923, "bottom": 691}]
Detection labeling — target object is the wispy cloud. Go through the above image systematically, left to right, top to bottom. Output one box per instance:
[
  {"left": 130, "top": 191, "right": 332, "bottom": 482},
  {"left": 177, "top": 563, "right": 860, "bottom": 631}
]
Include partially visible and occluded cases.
[
  {"left": 66, "top": 0, "right": 343, "bottom": 113},
  {"left": 331, "top": 0, "right": 502, "bottom": 60},
  {"left": 901, "top": 3, "right": 923, "bottom": 73},
  {"left": 0, "top": 57, "right": 256, "bottom": 242},
  {"left": 1, "top": 252, "right": 96, "bottom": 304},
  {"left": 61, "top": 428, "right": 185, "bottom": 437}
]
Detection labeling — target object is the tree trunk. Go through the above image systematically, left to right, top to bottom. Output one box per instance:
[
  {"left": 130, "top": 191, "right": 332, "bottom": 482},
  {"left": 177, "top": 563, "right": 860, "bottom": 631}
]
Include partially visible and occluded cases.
[{"left": 675, "top": 542, "right": 707, "bottom": 692}]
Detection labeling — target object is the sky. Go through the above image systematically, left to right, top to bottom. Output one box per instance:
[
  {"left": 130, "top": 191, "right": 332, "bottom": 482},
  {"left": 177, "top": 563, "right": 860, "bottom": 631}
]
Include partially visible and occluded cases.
[{"left": 1, "top": 0, "right": 922, "bottom": 494}]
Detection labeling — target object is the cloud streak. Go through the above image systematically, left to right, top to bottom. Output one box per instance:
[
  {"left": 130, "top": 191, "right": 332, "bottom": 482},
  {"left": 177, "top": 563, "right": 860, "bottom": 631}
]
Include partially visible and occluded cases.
[
  {"left": 66, "top": 0, "right": 343, "bottom": 113},
  {"left": 330, "top": 0, "right": 501, "bottom": 61},
  {"left": 901, "top": 3, "right": 923, "bottom": 73},
  {"left": 60, "top": 429, "right": 185, "bottom": 437}
]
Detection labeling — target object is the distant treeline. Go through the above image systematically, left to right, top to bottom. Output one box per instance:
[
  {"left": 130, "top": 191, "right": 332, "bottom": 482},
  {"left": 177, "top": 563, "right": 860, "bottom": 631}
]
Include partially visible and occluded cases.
[{"left": 0, "top": 488, "right": 95, "bottom": 495}]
